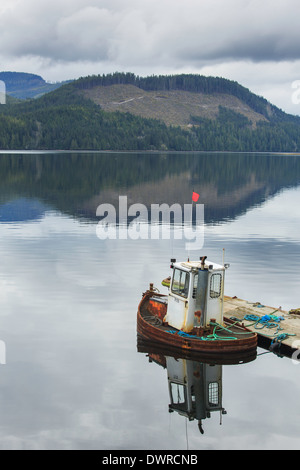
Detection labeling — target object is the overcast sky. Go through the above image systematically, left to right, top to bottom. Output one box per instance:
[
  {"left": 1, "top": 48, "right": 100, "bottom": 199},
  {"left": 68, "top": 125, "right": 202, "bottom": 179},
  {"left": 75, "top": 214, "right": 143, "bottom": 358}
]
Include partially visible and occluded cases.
[{"left": 1, "top": 0, "right": 300, "bottom": 115}]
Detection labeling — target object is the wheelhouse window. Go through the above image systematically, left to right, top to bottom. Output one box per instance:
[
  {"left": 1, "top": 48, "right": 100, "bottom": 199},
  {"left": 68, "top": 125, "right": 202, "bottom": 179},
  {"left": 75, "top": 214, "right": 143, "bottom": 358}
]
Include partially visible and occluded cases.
[
  {"left": 171, "top": 269, "right": 190, "bottom": 298},
  {"left": 192, "top": 273, "right": 198, "bottom": 299},
  {"left": 210, "top": 273, "right": 222, "bottom": 298}
]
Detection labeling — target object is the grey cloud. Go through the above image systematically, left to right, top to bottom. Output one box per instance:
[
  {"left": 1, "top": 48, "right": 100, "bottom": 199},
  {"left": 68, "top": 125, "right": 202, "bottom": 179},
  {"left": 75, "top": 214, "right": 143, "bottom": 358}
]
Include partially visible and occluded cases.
[
  {"left": 1, "top": 0, "right": 300, "bottom": 65},
  {"left": 189, "top": 34, "right": 300, "bottom": 63}
]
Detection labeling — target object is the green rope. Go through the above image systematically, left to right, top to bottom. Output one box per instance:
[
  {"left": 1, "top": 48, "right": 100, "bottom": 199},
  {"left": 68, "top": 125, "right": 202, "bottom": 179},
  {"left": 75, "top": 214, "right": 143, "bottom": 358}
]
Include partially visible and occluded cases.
[
  {"left": 211, "top": 321, "right": 253, "bottom": 336},
  {"left": 167, "top": 322, "right": 242, "bottom": 341},
  {"left": 197, "top": 323, "right": 236, "bottom": 341}
]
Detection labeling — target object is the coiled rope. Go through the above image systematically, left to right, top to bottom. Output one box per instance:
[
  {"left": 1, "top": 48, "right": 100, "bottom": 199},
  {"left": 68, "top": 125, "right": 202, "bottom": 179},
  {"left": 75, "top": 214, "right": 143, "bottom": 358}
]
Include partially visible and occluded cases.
[{"left": 232, "top": 313, "right": 296, "bottom": 350}]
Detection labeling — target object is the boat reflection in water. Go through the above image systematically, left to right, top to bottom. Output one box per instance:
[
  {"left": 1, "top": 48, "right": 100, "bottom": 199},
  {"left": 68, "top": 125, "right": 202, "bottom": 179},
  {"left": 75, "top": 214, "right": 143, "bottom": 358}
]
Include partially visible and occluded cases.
[{"left": 137, "top": 336, "right": 256, "bottom": 434}]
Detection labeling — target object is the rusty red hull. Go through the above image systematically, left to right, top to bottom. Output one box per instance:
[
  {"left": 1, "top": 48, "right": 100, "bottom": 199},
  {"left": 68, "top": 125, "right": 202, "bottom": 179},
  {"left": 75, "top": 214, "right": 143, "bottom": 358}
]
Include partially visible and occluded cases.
[{"left": 137, "top": 291, "right": 257, "bottom": 356}]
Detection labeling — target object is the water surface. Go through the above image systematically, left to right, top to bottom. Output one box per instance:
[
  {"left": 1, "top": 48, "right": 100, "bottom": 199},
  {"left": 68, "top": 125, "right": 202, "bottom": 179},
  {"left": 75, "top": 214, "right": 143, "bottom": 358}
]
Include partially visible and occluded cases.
[{"left": 0, "top": 151, "right": 300, "bottom": 450}]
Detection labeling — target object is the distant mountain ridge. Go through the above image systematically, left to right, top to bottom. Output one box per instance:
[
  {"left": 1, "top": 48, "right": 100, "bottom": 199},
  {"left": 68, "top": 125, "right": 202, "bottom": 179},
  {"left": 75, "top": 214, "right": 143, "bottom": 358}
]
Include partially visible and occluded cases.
[{"left": 0, "top": 71, "right": 68, "bottom": 99}]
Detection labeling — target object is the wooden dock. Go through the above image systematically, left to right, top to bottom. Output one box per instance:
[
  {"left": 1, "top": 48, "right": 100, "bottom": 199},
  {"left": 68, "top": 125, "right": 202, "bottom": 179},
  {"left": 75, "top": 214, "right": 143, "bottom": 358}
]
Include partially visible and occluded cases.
[{"left": 223, "top": 296, "right": 300, "bottom": 358}]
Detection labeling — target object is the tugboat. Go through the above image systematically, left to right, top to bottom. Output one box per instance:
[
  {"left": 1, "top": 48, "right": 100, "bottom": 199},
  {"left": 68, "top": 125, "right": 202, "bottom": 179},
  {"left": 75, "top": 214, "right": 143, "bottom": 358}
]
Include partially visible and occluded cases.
[{"left": 137, "top": 256, "right": 257, "bottom": 356}]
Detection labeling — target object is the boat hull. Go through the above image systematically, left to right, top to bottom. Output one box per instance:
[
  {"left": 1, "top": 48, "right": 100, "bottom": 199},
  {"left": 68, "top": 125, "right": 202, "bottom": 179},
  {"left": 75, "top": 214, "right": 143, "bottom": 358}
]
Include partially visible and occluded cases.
[
  {"left": 137, "top": 290, "right": 257, "bottom": 356},
  {"left": 137, "top": 335, "right": 257, "bottom": 365}
]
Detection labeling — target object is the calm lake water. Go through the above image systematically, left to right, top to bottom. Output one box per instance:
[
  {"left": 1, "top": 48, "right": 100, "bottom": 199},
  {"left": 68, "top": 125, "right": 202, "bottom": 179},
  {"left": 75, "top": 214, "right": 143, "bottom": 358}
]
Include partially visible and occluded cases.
[{"left": 1, "top": 151, "right": 300, "bottom": 450}]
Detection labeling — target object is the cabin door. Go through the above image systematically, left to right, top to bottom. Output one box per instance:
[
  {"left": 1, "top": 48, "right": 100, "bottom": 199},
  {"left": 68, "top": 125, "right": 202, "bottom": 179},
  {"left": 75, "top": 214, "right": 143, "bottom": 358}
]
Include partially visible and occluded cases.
[
  {"left": 166, "top": 268, "right": 190, "bottom": 331},
  {"left": 206, "top": 271, "right": 224, "bottom": 325}
]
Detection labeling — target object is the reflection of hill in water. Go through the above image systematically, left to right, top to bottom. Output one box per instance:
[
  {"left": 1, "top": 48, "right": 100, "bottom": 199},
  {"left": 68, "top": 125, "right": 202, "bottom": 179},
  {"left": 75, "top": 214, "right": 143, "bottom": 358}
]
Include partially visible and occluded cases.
[
  {"left": 1, "top": 152, "right": 300, "bottom": 224},
  {"left": 86, "top": 170, "right": 267, "bottom": 224}
]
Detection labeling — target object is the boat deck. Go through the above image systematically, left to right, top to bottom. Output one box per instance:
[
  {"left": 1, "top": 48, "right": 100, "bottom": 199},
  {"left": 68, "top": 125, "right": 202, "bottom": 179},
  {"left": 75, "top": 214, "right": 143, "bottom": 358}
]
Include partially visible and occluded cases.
[
  {"left": 223, "top": 296, "right": 300, "bottom": 357},
  {"left": 142, "top": 302, "right": 255, "bottom": 340}
]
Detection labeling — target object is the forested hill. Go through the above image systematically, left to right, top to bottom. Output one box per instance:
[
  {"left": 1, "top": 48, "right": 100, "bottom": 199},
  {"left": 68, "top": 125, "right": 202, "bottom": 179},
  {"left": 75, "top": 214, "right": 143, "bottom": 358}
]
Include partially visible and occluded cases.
[
  {"left": 1, "top": 71, "right": 300, "bottom": 151},
  {"left": 74, "top": 72, "right": 300, "bottom": 125}
]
